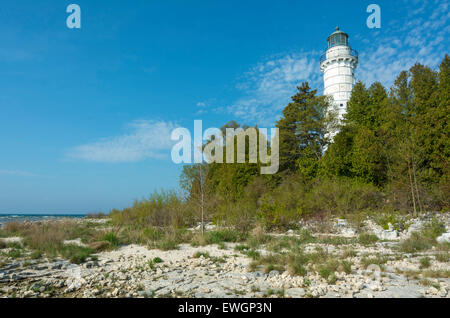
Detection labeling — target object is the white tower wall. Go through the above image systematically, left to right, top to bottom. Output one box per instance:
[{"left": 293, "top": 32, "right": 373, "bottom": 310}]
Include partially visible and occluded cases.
[{"left": 320, "top": 29, "right": 358, "bottom": 134}]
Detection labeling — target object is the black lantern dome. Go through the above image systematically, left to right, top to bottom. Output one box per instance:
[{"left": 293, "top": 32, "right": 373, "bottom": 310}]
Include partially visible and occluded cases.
[{"left": 327, "top": 27, "right": 349, "bottom": 48}]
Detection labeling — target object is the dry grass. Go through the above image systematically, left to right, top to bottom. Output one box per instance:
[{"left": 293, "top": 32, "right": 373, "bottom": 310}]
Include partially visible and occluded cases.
[{"left": 0, "top": 220, "right": 116, "bottom": 262}]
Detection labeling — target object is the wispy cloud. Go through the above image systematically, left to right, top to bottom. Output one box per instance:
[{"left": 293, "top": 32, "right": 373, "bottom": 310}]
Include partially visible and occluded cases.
[
  {"left": 223, "top": 0, "right": 448, "bottom": 125},
  {"left": 357, "top": 0, "right": 449, "bottom": 87},
  {"left": 225, "top": 51, "right": 320, "bottom": 126},
  {"left": 66, "top": 120, "right": 177, "bottom": 163},
  {"left": 0, "top": 170, "right": 39, "bottom": 177}
]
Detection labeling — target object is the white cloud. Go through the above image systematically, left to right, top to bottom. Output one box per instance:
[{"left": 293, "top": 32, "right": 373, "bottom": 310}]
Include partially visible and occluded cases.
[
  {"left": 223, "top": 0, "right": 448, "bottom": 125},
  {"left": 357, "top": 0, "right": 449, "bottom": 87},
  {"left": 225, "top": 51, "right": 321, "bottom": 126},
  {"left": 66, "top": 120, "right": 177, "bottom": 163},
  {"left": 0, "top": 170, "right": 38, "bottom": 177}
]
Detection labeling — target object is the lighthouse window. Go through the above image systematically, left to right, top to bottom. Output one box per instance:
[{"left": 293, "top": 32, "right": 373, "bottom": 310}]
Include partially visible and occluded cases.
[{"left": 340, "top": 104, "right": 344, "bottom": 107}]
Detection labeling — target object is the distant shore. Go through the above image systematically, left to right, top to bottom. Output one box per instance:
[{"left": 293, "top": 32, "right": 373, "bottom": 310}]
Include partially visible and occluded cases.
[{"left": 0, "top": 214, "right": 87, "bottom": 228}]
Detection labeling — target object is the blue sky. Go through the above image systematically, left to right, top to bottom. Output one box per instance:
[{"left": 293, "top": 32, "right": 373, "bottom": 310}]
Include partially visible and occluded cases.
[{"left": 0, "top": 0, "right": 448, "bottom": 214}]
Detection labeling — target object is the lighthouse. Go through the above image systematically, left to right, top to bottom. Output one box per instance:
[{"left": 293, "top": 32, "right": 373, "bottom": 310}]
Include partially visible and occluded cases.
[{"left": 320, "top": 27, "right": 358, "bottom": 135}]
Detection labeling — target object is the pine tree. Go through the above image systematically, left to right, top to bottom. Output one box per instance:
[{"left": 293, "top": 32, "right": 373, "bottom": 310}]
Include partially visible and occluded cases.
[{"left": 276, "top": 82, "right": 329, "bottom": 176}]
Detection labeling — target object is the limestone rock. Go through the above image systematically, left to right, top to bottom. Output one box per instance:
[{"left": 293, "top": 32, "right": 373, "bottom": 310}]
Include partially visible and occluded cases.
[
  {"left": 436, "top": 233, "right": 450, "bottom": 244},
  {"left": 285, "top": 288, "right": 305, "bottom": 298}
]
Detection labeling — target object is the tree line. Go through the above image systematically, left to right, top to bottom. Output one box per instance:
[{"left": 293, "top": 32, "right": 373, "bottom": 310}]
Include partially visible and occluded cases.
[
  {"left": 110, "top": 55, "right": 448, "bottom": 234},
  {"left": 179, "top": 55, "right": 449, "bottom": 231}
]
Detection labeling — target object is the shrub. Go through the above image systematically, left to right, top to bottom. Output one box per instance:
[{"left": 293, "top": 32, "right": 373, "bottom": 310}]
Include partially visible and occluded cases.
[
  {"left": 258, "top": 176, "right": 306, "bottom": 230},
  {"left": 301, "top": 177, "right": 383, "bottom": 216},
  {"left": 110, "top": 190, "right": 193, "bottom": 229},
  {"left": 214, "top": 199, "right": 258, "bottom": 234},
  {"left": 421, "top": 218, "right": 446, "bottom": 241},
  {"left": 400, "top": 219, "right": 445, "bottom": 253},
  {"left": 207, "top": 229, "right": 240, "bottom": 244},
  {"left": 103, "top": 232, "right": 120, "bottom": 249},
  {"left": 190, "top": 232, "right": 208, "bottom": 247},
  {"left": 401, "top": 232, "right": 434, "bottom": 253},
  {"left": 358, "top": 233, "right": 379, "bottom": 245},
  {"left": 157, "top": 238, "right": 179, "bottom": 251},
  {"left": 60, "top": 244, "right": 93, "bottom": 264},
  {"left": 234, "top": 244, "right": 250, "bottom": 252},
  {"left": 6, "top": 248, "right": 23, "bottom": 259},
  {"left": 243, "top": 249, "right": 260, "bottom": 260},
  {"left": 342, "top": 249, "right": 357, "bottom": 258},
  {"left": 30, "top": 250, "right": 42, "bottom": 259},
  {"left": 193, "top": 251, "right": 210, "bottom": 259},
  {"left": 435, "top": 252, "right": 449, "bottom": 263},
  {"left": 287, "top": 255, "right": 308, "bottom": 276},
  {"left": 361, "top": 255, "right": 387, "bottom": 269},
  {"left": 153, "top": 257, "right": 163, "bottom": 264},
  {"left": 420, "top": 257, "right": 431, "bottom": 269},
  {"left": 340, "top": 260, "right": 353, "bottom": 274}
]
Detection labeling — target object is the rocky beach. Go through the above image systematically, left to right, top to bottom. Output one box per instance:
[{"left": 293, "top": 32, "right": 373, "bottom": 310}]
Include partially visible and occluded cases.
[{"left": 0, "top": 214, "right": 449, "bottom": 298}]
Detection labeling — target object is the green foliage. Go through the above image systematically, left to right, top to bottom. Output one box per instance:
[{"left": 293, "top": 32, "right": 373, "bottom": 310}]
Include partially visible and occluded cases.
[
  {"left": 106, "top": 56, "right": 449, "bottom": 244},
  {"left": 276, "top": 82, "right": 331, "bottom": 174},
  {"left": 258, "top": 175, "right": 306, "bottom": 229},
  {"left": 301, "top": 177, "right": 383, "bottom": 216},
  {"left": 110, "top": 190, "right": 192, "bottom": 229},
  {"left": 421, "top": 218, "right": 446, "bottom": 240},
  {"left": 400, "top": 219, "right": 446, "bottom": 253},
  {"left": 206, "top": 229, "right": 240, "bottom": 244},
  {"left": 103, "top": 232, "right": 120, "bottom": 249},
  {"left": 401, "top": 232, "right": 435, "bottom": 253},
  {"left": 358, "top": 233, "right": 379, "bottom": 245},
  {"left": 60, "top": 244, "right": 93, "bottom": 264},
  {"left": 193, "top": 251, "right": 210, "bottom": 259},
  {"left": 435, "top": 252, "right": 449, "bottom": 263},
  {"left": 152, "top": 257, "right": 163, "bottom": 264},
  {"left": 419, "top": 257, "right": 431, "bottom": 269}
]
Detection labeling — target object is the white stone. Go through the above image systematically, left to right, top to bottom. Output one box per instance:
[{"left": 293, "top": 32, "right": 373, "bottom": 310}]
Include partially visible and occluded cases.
[
  {"left": 379, "top": 230, "right": 399, "bottom": 240},
  {"left": 436, "top": 233, "right": 450, "bottom": 244},
  {"left": 286, "top": 288, "right": 306, "bottom": 298}
]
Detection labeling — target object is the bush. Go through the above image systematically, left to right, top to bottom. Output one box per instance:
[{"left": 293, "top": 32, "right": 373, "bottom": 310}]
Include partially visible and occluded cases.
[
  {"left": 258, "top": 176, "right": 306, "bottom": 230},
  {"left": 301, "top": 177, "right": 383, "bottom": 217},
  {"left": 110, "top": 190, "right": 193, "bottom": 229},
  {"left": 214, "top": 199, "right": 258, "bottom": 234},
  {"left": 421, "top": 218, "right": 446, "bottom": 240},
  {"left": 400, "top": 219, "right": 446, "bottom": 253},
  {"left": 207, "top": 229, "right": 240, "bottom": 244},
  {"left": 103, "top": 232, "right": 120, "bottom": 249},
  {"left": 401, "top": 232, "right": 434, "bottom": 253},
  {"left": 358, "top": 233, "right": 379, "bottom": 245},
  {"left": 60, "top": 244, "right": 93, "bottom": 264},
  {"left": 6, "top": 248, "right": 23, "bottom": 259},
  {"left": 30, "top": 250, "right": 42, "bottom": 259},
  {"left": 193, "top": 251, "right": 210, "bottom": 259},
  {"left": 435, "top": 252, "right": 449, "bottom": 263},
  {"left": 361, "top": 255, "right": 387, "bottom": 269},
  {"left": 153, "top": 257, "right": 163, "bottom": 264},
  {"left": 420, "top": 257, "right": 431, "bottom": 269}
]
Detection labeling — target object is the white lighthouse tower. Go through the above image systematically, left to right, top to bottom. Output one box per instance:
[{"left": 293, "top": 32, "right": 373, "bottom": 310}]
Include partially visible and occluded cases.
[{"left": 320, "top": 27, "right": 358, "bottom": 136}]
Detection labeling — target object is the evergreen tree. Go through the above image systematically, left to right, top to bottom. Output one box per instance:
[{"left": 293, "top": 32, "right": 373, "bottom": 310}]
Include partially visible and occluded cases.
[{"left": 276, "top": 82, "right": 329, "bottom": 176}]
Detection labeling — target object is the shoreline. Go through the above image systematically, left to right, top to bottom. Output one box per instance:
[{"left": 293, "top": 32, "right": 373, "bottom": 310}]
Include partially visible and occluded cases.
[{"left": 0, "top": 213, "right": 449, "bottom": 298}]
